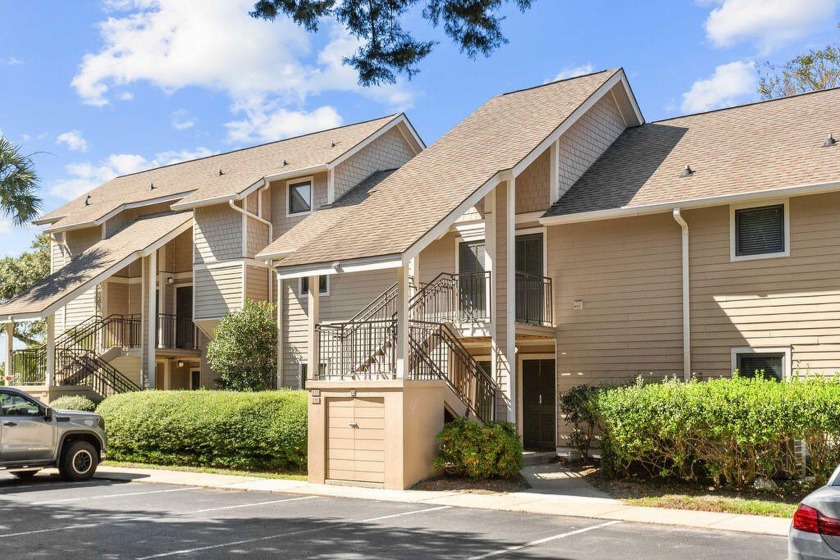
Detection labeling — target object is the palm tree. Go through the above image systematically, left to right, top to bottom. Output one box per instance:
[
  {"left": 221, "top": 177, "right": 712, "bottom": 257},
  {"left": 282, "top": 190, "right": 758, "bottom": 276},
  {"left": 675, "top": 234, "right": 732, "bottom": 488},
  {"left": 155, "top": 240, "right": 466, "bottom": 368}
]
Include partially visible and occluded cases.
[{"left": 0, "top": 136, "right": 41, "bottom": 225}]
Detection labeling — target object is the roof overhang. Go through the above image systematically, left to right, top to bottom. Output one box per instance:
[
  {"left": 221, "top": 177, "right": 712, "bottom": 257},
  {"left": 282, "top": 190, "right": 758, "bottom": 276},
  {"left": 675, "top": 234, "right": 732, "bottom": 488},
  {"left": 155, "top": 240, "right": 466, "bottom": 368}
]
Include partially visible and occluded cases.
[
  {"left": 540, "top": 180, "right": 840, "bottom": 226},
  {"left": 43, "top": 191, "right": 193, "bottom": 234},
  {"left": 1, "top": 216, "right": 192, "bottom": 323},
  {"left": 275, "top": 253, "right": 403, "bottom": 280}
]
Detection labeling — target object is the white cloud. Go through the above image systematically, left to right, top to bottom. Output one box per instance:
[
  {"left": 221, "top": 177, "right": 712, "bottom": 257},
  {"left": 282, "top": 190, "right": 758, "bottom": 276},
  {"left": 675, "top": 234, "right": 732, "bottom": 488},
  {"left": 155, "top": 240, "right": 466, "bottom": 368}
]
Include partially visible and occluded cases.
[
  {"left": 72, "top": 0, "right": 414, "bottom": 143},
  {"left": 704, "top": 0, "right": 838, "bottom": 52},
  {"left": 0, "top": 56, "right": 23, "bottom": 66},
  {"left": 681, "top": 60, "right": 757, "bottom": 113},
  {"left": 552, "top": 63, "right": 595, "bottom": 82},
  {"left": 226, "top": 102, "right": 343, "bottom": 143},
  {"left": 171, "top": 109, "right": 196, "bottom": 131},
  {"left": 56, "top": 130, "right": 89, "bottom": 152},
  {"left": 51, "top": 147, "right": 215, "bottom": 201},
  {"left": 0, "top": 220, "right": 11, "bottom": 234}
]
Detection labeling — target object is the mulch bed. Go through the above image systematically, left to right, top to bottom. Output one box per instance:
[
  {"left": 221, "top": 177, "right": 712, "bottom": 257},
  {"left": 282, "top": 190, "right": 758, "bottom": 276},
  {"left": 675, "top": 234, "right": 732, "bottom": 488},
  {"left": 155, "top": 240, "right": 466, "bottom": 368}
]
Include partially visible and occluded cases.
[{"left": 413, "top": 473, "right": 530, "bottom": 493}]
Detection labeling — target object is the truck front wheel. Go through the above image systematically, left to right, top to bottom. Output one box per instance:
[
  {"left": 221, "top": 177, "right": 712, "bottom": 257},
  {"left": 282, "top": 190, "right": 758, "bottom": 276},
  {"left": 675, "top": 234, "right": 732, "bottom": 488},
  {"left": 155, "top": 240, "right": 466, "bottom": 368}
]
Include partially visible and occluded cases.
[{"left": 59, "top": 441, "right": 98, "bottom": 481}]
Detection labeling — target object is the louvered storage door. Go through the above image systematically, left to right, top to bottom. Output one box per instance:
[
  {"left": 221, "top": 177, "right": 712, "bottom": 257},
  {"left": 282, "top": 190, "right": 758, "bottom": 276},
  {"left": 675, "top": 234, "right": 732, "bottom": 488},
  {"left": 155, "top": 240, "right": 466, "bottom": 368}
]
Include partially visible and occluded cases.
[{"left": 326, "top": 397, "right": 385, "bottom": 484}]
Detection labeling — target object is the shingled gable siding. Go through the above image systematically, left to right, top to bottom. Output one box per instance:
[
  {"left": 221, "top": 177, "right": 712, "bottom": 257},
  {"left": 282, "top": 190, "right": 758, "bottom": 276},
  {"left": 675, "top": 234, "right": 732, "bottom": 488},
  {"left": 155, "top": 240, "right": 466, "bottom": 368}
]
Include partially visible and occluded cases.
[
  {"left": 556, "top": 95, "right": 626, "bottom": 200},
  {"left": 333, "top": 126, "right": 417, "bottom": 200},
  {"left": 516, "top": 150, "right": 551, "bottom": 213},
  {"left": 270, "top": 171, "right": 328, "bottom": 233},
  {"left": 688, "top": 192, "right": 840, "bottom": 377},
  {"left": 194, "top": 205, "right": 242, "bottom": 264},
  {"left": 549, "top": 212, "right": 684, "bottom": 396},
  {"left": 52, "top": 227, "right": 103, "bottom": 336}
]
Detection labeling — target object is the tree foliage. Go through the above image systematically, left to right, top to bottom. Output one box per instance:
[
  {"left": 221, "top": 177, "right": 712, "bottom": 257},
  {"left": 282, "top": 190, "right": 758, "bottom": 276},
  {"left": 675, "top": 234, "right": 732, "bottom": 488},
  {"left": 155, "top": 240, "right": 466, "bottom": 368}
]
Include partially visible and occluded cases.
[
  {"left": 250, "top": 0, "right": 534, "bottom": 86},
  {"left": 758, "top": 24, "right": 840, "bottom": 100},
  {"left": 0, "top": 136, "right": 41, "bottom": 226},
  {"left": 0, "top": 234, "right": 50, "bottom": 346},
  {"left": 207, "top": 300, "right": 278, "bottom": 391}
]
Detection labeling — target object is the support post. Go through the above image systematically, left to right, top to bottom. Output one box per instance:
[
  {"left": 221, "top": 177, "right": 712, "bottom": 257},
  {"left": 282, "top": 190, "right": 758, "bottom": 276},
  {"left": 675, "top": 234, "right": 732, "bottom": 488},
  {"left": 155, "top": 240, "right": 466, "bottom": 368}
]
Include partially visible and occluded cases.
[
  {"left": 506, "top": 176, "right": 517, "bottom": 427},
  {"left": 141, "top": 252, "right": 158, "bottom": 389},
  {"left": 395, "top": 266, "right": 410, "bottom": 378},
  {"left": 276, "top": 275, "right": 284, "bottom": 389},
  {"left": 306, "top": 275, "right": 320, "bottom": 383},
  {"left": 45, "top": 315, "right": 55, "bottom": 387},
  {"left": 4, "top": 322, "right": 13, "bottom": 384}
]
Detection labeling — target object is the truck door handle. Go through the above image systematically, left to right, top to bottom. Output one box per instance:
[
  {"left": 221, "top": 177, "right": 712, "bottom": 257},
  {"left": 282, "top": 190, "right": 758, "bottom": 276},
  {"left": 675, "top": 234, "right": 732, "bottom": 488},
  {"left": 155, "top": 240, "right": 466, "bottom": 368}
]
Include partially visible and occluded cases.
[
  {"left": 3, "top": 421, "right": 17, "bottom": 427},
  {"left": 349, "top": 421, "right": 358, "bottom": 428}
]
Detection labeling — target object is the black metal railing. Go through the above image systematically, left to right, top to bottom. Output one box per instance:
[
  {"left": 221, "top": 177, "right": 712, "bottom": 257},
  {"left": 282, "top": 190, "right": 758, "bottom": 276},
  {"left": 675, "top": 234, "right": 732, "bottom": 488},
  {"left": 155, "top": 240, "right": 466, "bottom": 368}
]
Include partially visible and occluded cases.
[
  {"left": 410, "top": 271, "right": 490, "bottom": 324},
  {"left": 515, "top": 272, "right": 553, "bottom": 326},
  {"left": 156, "top": 313, "right": 197, "bottom": 349},
  {"left": 317, "top": 319, "right": 397, "bottom": 380},
  {"left": 408, "top": 321, "right": 496, "bottom": 422},
  {"left": 10, "top": 348, "right": 47, "bottom": 385},
  {"left": 54, "top": 349, "right": 142, "bottom": 397}
]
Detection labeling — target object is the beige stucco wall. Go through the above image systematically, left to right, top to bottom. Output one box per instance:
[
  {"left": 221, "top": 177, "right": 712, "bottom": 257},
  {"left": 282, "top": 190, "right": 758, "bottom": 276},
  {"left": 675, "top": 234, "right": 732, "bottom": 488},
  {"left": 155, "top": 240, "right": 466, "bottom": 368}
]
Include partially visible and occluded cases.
[{"left": 307, "top": 380, "right": 444, "bottom": 489}]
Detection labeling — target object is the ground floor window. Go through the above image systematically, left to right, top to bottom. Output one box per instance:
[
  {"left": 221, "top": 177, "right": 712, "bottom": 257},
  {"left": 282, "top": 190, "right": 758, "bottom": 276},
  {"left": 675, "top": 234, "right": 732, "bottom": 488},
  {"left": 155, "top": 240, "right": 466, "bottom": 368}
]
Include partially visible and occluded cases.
[{"left": 733, "top": 349, "right": 787, "bottom": 381}]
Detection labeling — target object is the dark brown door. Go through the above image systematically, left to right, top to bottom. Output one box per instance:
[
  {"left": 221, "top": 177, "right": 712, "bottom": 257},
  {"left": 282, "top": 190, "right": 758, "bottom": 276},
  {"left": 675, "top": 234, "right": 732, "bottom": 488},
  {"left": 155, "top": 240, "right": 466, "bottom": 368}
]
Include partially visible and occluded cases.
[
  {"left": 175, "top": 286, "right": 194, "bottom": 349},
  {"left": 522, "top": 359, "right": 556, "bottom": 450}
]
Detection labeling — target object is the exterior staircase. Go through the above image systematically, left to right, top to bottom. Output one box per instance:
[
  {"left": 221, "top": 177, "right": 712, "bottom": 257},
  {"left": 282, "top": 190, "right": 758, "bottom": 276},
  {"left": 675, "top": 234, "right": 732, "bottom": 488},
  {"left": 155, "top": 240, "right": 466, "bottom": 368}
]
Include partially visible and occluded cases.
[
  {"left": 317, "top": 271, "right": 499, "bottom": 422},
  {"left": 11, "top": 314, "right": 143, "bottom": 397}
]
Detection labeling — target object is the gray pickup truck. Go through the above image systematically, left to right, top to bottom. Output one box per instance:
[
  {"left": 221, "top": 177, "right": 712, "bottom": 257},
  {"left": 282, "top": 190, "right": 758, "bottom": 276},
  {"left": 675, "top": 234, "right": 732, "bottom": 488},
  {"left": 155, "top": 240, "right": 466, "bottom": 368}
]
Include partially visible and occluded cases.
[{"left": 0, "top": 387, "right": 106, "bottom": 481}]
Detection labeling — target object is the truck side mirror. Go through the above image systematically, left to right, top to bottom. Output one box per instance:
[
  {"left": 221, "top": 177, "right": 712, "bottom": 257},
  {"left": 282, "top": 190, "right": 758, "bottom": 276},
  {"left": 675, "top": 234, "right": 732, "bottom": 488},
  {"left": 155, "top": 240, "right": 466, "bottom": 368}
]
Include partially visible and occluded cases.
[{"left": 44, "top": 407, "right": 52, "bottom": 421}]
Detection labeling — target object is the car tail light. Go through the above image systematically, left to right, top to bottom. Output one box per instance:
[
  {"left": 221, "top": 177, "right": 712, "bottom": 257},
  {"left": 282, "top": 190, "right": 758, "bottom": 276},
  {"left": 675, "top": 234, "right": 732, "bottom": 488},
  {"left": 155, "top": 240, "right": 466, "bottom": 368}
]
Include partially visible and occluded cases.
[{"left": 793, "top": 503, "right": 840, "bottom": 536}]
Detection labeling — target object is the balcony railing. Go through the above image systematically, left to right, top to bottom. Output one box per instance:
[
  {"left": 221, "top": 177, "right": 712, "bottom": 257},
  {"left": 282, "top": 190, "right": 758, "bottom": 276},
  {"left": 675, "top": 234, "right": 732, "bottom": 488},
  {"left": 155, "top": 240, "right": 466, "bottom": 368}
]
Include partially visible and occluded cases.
[
  {"left": 411, "top": 271, "right": 490, "bottom": 324},
  {"left": 515, "top": 272, "right": 553, "bottom": 327},
  {"left": 156, "top": 313, "right": 197, "bottom": 350},
  {"left": 317, "top": 319, "right": 397, "bottom": 381}
]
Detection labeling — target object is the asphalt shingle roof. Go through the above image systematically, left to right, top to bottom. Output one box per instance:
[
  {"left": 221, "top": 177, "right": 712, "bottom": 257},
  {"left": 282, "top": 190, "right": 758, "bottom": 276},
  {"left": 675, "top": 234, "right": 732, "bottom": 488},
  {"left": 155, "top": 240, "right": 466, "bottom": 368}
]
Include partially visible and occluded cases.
[
  {"left": 272, "top": 70, "right": 619, "bottom": 269},
  {"left": 545, "top": 87, "right": 840, "bottom": 218},
  {"left": 38, "top": 115, "right": 401, "bottom": 231},
  {"left": 0, "top": 212, "right": 192, "bottom": 320}
]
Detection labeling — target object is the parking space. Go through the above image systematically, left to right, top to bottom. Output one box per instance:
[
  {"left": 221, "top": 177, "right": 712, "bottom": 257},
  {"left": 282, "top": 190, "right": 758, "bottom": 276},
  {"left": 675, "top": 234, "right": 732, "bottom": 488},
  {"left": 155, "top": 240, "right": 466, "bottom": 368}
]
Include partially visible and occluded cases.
[{"left": 0, "top": 472, "right": 787, "bottom": 559}]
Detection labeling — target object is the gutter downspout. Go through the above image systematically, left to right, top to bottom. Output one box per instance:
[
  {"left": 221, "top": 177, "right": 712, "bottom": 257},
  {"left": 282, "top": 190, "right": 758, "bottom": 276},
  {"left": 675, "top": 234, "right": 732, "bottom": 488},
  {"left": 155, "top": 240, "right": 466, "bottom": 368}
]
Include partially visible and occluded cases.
[{"left": 672, "top": 208, "right": 691, "bottom": 380}]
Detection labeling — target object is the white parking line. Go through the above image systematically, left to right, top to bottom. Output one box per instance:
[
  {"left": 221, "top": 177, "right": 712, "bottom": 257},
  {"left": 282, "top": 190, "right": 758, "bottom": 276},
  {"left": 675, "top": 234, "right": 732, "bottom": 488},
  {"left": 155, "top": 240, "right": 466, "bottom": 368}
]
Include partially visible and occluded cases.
[
  {"left": 31, "top": 487, "right": 198, "bottom": 505},
  {"left": 192, "top": 495, "right": 317, "bottom": 514},
  {"left": 136, "top": 504, "right": 455, "bottom": 559},
  {"left": 361, "top": 505, "right": 452, "bottom": 522},
  {"left": 0, "top": 520, "right": 127, "bottom": 539},
  {"left": 467, "top": 520, "right": 623, "bottom": 559}
]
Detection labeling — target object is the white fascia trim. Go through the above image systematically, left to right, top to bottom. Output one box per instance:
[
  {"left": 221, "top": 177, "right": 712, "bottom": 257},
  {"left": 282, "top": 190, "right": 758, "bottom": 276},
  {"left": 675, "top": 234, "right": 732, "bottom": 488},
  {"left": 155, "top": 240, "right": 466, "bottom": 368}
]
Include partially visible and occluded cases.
[
  {"left": 512, "top": 70, "right": 635, "bottom": 178},
  {"left": 264, "top": 164, "right": 328, "bottom": 184},
  {"left": 540, "top": 180, "right": 840, "bottom": 227},
  {"left": 45, "top": 192, "right": 193, "bottom": 233},
  {"left": 256, "top": 248, "right": 297, "bottom": 261},
  {"left": 276, "top": 254, "right": 403, "bottom": 280},
  {"left": 193, "top": 258, "right": 264, "bottom": 271}
]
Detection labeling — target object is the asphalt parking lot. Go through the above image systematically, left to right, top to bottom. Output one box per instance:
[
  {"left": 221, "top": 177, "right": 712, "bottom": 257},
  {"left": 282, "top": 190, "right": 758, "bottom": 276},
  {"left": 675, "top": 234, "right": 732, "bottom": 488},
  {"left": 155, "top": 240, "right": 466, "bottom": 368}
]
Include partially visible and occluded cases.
[{"left": 0, "top": 472, "right": 787, "bottom": 559}]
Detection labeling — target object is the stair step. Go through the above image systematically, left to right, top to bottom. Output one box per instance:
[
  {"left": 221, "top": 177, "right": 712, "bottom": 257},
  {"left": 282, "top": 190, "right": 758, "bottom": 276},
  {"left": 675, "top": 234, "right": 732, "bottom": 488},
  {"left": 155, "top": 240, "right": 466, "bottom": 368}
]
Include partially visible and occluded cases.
[{"left": 522, "top": 451, "right": 556, "bottom": 466}]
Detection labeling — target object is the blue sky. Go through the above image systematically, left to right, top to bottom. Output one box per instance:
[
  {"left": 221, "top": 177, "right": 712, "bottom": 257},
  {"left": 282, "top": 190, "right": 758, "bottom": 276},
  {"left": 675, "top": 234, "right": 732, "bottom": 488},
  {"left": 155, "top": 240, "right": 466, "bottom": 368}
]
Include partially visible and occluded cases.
[{"left": 0, "top": 0, "right": 838, "bottom": 259}]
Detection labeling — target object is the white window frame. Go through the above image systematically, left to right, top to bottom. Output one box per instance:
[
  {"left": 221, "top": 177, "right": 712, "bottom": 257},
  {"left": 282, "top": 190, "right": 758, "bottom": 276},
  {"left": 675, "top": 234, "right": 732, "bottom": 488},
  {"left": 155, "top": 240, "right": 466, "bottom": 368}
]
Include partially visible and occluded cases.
[
  {"left": 286, "top": 176, "right": 314, "bottom": 217},
  {"left": 729, "top": 199, "right": 790, "bottom": 262},
  {"left": 299, "top": 275, "right": 330, "bottom": 298},
  {"left": 730, "top": 347, "right": 791, "bottom": 380}
]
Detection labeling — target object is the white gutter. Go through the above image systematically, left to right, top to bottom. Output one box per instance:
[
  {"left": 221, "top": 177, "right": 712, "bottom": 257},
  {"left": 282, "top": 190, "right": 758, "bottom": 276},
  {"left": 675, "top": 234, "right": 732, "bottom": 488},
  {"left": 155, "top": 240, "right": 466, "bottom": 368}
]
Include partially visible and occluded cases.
[
  {"left": 540, "top": 180, "right": 840, "bottom": 227},
  {"left": 672, "top": 208, "right": 691, "bottom": 381}
]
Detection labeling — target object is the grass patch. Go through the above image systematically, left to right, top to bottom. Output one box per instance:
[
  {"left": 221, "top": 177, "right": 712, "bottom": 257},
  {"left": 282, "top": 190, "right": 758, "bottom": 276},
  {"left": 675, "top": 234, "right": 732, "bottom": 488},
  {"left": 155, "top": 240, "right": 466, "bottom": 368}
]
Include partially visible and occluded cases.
[
  {"left": 102, "top": 460, "right": 307, "bottom": 481},
  {"left": 580, "top": 464, "right": 810, "bottom": 518}
]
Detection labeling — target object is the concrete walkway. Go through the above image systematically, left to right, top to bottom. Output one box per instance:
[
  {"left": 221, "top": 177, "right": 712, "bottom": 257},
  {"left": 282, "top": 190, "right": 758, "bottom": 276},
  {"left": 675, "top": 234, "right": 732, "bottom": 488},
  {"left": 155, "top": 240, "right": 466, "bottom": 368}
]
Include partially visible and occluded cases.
[{"left": 94, "top": 465, "right": 791, "bottom": 538}]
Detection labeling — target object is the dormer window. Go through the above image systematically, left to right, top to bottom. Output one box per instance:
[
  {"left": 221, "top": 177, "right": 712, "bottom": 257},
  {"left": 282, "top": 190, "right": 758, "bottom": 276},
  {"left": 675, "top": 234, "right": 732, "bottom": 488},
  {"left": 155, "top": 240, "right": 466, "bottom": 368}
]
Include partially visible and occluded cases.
[{"left": 288, "top": 178, "right": 313, "bottom": 216}]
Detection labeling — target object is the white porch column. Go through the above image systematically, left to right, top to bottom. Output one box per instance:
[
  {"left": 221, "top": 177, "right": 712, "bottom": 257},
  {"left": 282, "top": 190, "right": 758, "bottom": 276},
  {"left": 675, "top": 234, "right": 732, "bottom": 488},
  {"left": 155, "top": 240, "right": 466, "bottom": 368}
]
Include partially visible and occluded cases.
[
  {"left": 487, "top": 178, "right": 517, "bottom": 423},
  {"left": 141, "top": 252, "right": 158, "bottom": 389},
  {"left": 408, "top": 256, "right": 419, "bottom": 298},
  {"left": 394, "top": 266, "right": 410, "bottom": 378},
  {"left": 276, "top": 275, "right": 284, "bottom": 388},
  {"left": 306, "top": 275, "right": 320, "bottom": 383},
  {"left": 45, "top": 315, "right": 55, "bottom": 387},
  {"left": 4, "top": 322, "right": 13, "bottom": 383},
  {"left": 164, "top": 360, "right": 172, "bottom": 390}
]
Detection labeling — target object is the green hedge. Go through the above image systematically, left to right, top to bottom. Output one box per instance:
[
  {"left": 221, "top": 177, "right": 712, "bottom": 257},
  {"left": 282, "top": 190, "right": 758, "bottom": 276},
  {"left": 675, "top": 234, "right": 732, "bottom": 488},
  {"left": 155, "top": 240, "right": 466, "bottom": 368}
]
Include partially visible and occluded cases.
[
  {"left": 594, "top": 375, "right": 840, "bottom": 486},
  {"left": 97, "top": 390, "right": 307, "bottom": 472},
  {"left": 51, "top": 395, "right": 97, "bottom": 412},
  {"left": 433, "top": 417, "right": 523, "bottom": 478}
]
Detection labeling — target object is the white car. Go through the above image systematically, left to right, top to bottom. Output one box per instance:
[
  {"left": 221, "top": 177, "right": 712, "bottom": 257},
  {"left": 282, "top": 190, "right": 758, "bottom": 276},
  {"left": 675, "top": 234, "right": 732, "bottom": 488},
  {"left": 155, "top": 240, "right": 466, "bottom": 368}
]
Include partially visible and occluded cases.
[{"left": 790, "top": 466, "right": 840, "bottom": 559}]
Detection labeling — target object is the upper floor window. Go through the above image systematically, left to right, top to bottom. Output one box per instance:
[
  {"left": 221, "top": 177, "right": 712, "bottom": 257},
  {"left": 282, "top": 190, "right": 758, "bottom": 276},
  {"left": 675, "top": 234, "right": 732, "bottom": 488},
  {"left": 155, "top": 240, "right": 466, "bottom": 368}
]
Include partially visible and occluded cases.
[
  {"left": 288, "top": 179, "right": 313, "bottom": 216},
  {"left": 730, "top": 201, "right": 789, "bottom": 261},
  {"left": 301, "top": 275, "right": 329, "bottom": 297}
]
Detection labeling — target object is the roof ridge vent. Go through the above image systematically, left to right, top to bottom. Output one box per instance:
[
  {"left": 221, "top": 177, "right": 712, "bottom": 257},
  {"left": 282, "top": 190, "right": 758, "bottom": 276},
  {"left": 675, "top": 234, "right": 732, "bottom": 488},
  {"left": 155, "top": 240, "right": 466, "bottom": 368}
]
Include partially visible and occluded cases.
[
  {"left": 825, "top": 133, "right": 837, "bottom": 147},
  {"left": 681, "top": 164, "right": 694, "bottom": 178},
  {"left": 85, "top": 195, "right": 91, "bottom": 206}
]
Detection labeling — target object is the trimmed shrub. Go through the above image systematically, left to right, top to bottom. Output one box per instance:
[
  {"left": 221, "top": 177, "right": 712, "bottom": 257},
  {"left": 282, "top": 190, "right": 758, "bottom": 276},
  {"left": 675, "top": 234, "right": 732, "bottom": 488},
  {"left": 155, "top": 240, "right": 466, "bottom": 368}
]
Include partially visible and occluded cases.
[
  {"left": 207, "top": 300, "right": 277, "bottom": 391},
  {"left": 596, "top": 375, "right": 840, "bottom": 486},
  {"left": 558, "top": 384, "right": 602, "bottom": 457},
  {"left": 97, "top": 390, "right": 307, "bottom": 471},
  {"left": 50, "top": 395, "right": 97, "bottom": 412},
  {"left": 433, "top": 417, "right": 523, "bottom": 479}
]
